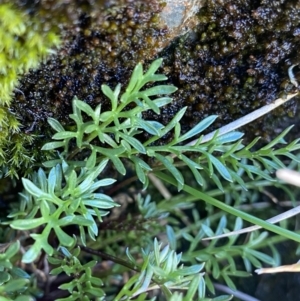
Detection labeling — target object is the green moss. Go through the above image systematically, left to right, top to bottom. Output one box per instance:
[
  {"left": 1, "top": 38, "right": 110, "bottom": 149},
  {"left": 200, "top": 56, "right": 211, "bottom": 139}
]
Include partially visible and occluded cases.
[
  {"left": 6, "top": 0, "right": 300, "bottom": 176},
  {"left": 11, "top": 1, "right": 300, "bottom": 142},
  {"left": 11, "top": 1, "right": 167, "bottom": 133},
  {"left": 0, "top": 3, "right": 60, "bottom": 178},
  {"left": 0, "top": 4, "right": 60, "bottom": 105}
]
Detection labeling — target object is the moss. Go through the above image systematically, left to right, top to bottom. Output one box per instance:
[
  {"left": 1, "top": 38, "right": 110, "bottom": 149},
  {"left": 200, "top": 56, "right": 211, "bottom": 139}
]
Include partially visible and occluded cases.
[
  {"left": 7, "top": 0, "right": 300, "bottom": 174},
  {"left": 11, "top": 0, "right": 168, "bottom": 133},
  {"left": 159, "top": 0, "right": 300, "bottom": 140},
  {"left": 0, "top": 3, "right": 60, "bottom": 178}
]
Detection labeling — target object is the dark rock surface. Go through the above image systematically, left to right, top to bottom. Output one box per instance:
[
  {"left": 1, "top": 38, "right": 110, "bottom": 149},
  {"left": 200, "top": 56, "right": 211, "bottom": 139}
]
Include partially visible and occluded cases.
[{"left": 10, "top": 0, "right": 300, "bottom": 145}]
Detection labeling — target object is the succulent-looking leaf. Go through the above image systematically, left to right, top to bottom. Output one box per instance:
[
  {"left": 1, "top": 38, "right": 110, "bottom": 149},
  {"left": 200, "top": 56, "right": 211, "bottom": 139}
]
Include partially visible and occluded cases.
[
  {"left": 74, "top": 98, "right": 95, "bottom": 118},
  {"left": 178, "top": 115, "right": 218, "bottom": 143},
  {"left": 47, "top": 117, "right": 65, "bottom": 132},
  {"left": 52, "top": 131, "right": 77, "bottom": 140},
  {"left": 154, "top": 153, "right": 184, "bottom": 191},
  {"left": 206, "top": 153, "right": 233, "bottom": 182},
  {"left": 10, "top": 217, "right": 45, "bottom": 230}
]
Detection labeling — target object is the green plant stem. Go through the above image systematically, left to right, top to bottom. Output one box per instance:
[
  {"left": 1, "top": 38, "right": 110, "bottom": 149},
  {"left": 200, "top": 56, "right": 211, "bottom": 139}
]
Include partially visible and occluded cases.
[
  {"left": 155, "top": 171, "right": 300, "bottom": 243},
  {"left": 254, "top": 230, "right": 300, "bottom": 250},
  {"left": 79, "top": 244, "right": 167, "bottom": 295},
  {"left": 79, "top": 245, "right": 140, "bottom": 272}
]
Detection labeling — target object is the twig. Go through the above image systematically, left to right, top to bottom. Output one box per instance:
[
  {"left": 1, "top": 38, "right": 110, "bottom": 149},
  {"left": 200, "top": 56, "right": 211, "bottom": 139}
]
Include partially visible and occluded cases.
[
  {"left": 202, "top": 204, "right": 300, "bottom": 241},
  {"left": 255, "top": 261, "right": 300, "bottom": 274}
]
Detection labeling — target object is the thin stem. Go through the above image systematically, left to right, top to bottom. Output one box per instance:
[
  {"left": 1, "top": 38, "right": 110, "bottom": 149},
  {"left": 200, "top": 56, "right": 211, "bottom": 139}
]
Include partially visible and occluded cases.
[
  {"left": 155, "top": 171, "right": 300, "bottom": 243},
  {"left": 79, "top": 245, "right": 140, "bottom": 272}
]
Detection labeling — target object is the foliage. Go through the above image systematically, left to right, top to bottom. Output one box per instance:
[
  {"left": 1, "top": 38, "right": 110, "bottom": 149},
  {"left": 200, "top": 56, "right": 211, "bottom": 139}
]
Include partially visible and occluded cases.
[
  {"left": 0, "top": 3, "right": 60, "bottom": 178},
  {"left": 1, "top": 58, "right": 300, "bottom": 300},
  {"left": 9, "top": 158, "right": 118, "bottom": 263},
  {"left": 0, "top": 241, "right": 40, "bottom": 300},
  {"left": 49, "top": 244, "right": 105, "bottom": 301}
]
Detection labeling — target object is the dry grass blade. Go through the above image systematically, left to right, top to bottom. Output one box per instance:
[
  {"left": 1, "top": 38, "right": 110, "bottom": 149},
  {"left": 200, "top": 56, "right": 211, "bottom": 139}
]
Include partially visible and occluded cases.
[
  {"left": 196, "top": 93, "right": 298, "bottom": 145},
  {"left": 276, "top": 169, "right": 300, "bottom": 187},
  {"left": 255, "top": 261, "right": 300, "bottom": 274}
]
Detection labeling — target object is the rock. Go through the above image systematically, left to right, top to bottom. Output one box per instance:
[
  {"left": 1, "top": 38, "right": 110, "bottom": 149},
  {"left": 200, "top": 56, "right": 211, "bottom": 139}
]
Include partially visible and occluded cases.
[{"left": 159, "top": 0, "right": 205, "bottom": 45}]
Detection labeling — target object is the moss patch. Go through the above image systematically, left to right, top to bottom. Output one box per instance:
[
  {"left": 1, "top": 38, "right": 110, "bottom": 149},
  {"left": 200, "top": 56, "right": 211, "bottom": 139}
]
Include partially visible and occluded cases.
[{"left": 8, "top": 0, "right": 300, "bottom": 174}]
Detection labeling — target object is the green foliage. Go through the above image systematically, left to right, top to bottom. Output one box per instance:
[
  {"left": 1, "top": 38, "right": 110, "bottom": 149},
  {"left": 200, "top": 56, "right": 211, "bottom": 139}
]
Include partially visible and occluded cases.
[
  {"left": 0, "top": 3, "right": 60, "bottom": 178},
  {"left": 0, "top": 3, "right": 60, "bottom": 105},
  {"left": 2, "top": 58, "right": 300, "bottom": 300},
  {"left": 42, "top": 58, "right": 177, "bottom": 185},
  {"left": 42, "top": 59, "right": 300, "bottom": 192},
  {"left": 9, "top": 159, "right": 118, "bottom": 262},
  {"left": 176, "top": 217, "right": 275, "bottom": 292},
  {"left": 116, "top": 238, "right": 206, "bottom": 301},
  {"left": 0, "top": 241, "right": 40, "bottom": 300},
  {"left": 0, "top": 241, "right": 22, "bottom": 286},
  {"left": 49, "top": 244, "right": 105, "bottom": 301}
]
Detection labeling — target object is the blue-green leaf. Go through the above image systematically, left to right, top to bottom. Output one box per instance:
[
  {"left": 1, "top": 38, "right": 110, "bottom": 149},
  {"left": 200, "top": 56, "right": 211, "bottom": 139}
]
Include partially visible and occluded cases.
[
  {"left": 144, "top": 58, "right": 163, "bottom": 78},
  {"left": 125, "top": 62, "right": 143, "bottom": 94},
  {"left": 101, "top": 84, "right": 114, "bottom": 100},
  {"left": 102, "top": 84, "right": 120, "bottom": 111},
  {"left": 142, "top": 85, "right": 177, "bottom": 96},
  {"left": 140, "top": 94, "right": 160, "bottom": 114},
  {"left": 153, "top": 97, "right": 173, "bottom": 108},
  {"left": 74, "top": 98, "right": 95, "bottom": 118},
  {"left": 159, "top": 107, "right": 187, "bottom": 137},
  {"left": 178, "top": 115, "right": 218, "bottom": 143},
  {"left": 47, "top": 117, "right": 65, "bottom": 132},
  {"left": 134, "top": 118, "right": 162, "bottom": 136},
  {"left": 261, "top": 125, "right": 293, "bottom": 150},
  {"left": 52, "top": 131, "right": 77, "bottom": 140},
  {"left": 215, "top": 131, "right": 244, "bottom": 144},
  {"left": 118, "top": 132, "right": 146, "bottom": 154},
  {"left": 41, "top": 141, "right": 66, "bottom": 150},
  {"left": 94, "top": 146, "right": 126, "bottom": 175},
  {"left": 85, "top": 150, "right": 96, "bottom": 170},
  {"left": 154, "top": 153, "right": 184, "bottom": 190},
  {"left": 181, "top": 154, "right": 204, "bottom": 186},
  {"left": 206, "top": 154, "right": 232, "bottom": 182},
  {"left": 239, "top": 163, "right": 274, "bottom": 181},
  {"left": 47, "top": 167, "right": 57, "bottom": 195},
  {"left": 38, "top": 168, "right": 47, "bottom": 192},
  {"left": 22, "top": 178, "right": 49, "bottom": 199},
  {"left": 90, "top": 178, "right": 116, "bottom": 190},
  {"left": 83, "top": 199, "right": 116, "bottom": 209},
  {"left": 40, "top": 200, "right": 50, "bottom": 217},
  {"left": 72, "top": 216, "right": 94, "bottom": 226},
  {"left": 11, "top": 217, "right": 45, "bottom": 230},
  {"left": 54, "top": 226, "right": 74, "bottom": 247},
  {"left": 166, "top": 226, "right": 176, "bottom": 250},
  {"left": 5, "top": 241, "right": 20, "bottom": 259},
  {"left": 22, "top": 244, "right": 42, "bottom": 263},
  {"left": 11, "top": 267, "right": 30, "bottom": 279},
  {"left": 183, "top": 274, "right": 201, "bottom": 301},
  {"left": 3, "top": 279, "right": 29, "bottom": 293}
]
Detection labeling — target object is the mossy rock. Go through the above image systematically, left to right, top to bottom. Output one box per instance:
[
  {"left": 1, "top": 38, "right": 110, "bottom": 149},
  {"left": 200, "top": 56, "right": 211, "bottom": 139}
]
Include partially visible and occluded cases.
[{"left": 6, "top": 0, "right": 300, "bottom": 176}]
